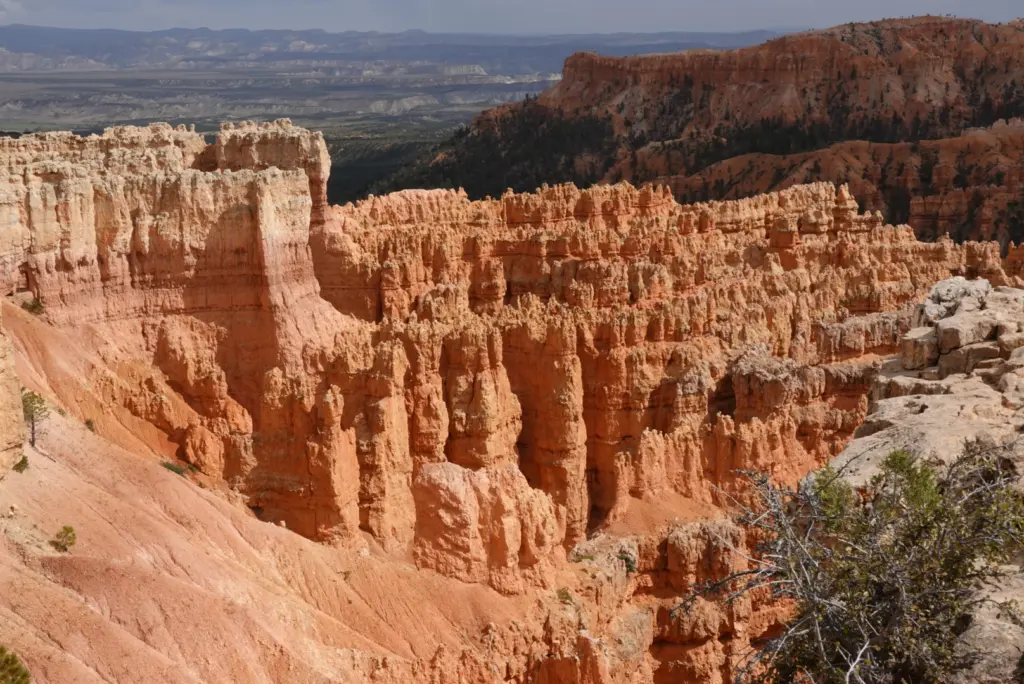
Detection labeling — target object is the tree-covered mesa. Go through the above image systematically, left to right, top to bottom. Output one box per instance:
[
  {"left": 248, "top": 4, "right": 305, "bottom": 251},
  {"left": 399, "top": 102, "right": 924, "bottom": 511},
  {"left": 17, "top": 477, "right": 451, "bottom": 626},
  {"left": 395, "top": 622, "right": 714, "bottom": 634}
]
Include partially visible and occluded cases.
[
  {"left": 368, "top": 20, "right": 1024, "bottom": 238},
  {"left": 374, "top": 73, "right": 1024, "bottom": 202},
  {"left": 368, "top": 96, "right": 618, "bottom": 200},
  {"left": 683, "top": 444, "right": 1024, "bottom": 683}
]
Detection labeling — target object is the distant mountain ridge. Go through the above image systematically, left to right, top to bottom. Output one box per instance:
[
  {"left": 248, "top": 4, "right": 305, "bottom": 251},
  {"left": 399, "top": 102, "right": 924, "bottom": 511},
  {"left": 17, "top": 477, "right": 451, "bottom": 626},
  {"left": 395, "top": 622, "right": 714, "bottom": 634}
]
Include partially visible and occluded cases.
[{"left": 0, "top": 24, "right": 778, "bottom": 75}]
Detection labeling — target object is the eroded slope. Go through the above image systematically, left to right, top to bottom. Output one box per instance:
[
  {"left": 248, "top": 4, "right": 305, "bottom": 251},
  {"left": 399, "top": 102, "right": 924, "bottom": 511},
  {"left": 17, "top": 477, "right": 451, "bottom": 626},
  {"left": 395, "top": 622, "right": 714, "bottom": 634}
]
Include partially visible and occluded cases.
[{"left": 0, "top": 121, "right": 1022, "bottom": 682}]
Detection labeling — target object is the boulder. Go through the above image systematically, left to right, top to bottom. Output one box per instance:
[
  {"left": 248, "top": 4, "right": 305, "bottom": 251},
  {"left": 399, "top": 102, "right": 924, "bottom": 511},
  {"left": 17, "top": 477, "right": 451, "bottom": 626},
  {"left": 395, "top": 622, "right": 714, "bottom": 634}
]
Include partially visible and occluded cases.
[
  {"left": 913, "top": 277, "right": 991, "bottom": 327},
  {"left": 936, "top": 312, "right": 1000, "bottom": 354},
  {"left": 901, "top": 327, "right": 939, "bottom": 370},
  {"left": 938, "top": 341, "right": 1002, "bottom": 378}
]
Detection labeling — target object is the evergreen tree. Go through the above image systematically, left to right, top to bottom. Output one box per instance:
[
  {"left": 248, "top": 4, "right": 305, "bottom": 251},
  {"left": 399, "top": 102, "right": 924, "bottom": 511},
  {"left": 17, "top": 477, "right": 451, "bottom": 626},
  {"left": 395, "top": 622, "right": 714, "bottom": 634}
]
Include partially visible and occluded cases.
[{"left": 21, "top": 391, "right": 49, "bottom": 448}]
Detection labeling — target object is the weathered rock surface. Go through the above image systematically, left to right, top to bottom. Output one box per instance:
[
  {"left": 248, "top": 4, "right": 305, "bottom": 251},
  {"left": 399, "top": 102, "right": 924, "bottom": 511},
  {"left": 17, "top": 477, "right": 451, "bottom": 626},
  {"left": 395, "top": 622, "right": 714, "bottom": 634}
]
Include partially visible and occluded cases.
[
  {"left": 580, "top": 15, "right": 1024, "bottom": 245},
  {"left": 544, "top": 18, "right": 1024, "bottom": 139},
  {"left": 668, "top": 118, "right": 1024, "bottom": 246},
  {"left": 4, "top": 121, "right": 1024, "bottom": 682},
  {"left": 830, "top": 277, "right": 1024, "bottom": 682},
  {"left": 0, "top": 306, "right": 22, "bottom": 475}
]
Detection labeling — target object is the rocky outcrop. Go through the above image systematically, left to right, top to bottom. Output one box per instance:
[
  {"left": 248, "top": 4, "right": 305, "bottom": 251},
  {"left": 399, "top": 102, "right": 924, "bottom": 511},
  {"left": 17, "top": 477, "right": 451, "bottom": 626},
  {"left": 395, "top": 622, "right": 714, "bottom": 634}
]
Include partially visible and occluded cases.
[
  {"left": 545, "top": 18, "right": 1024, "bottom": 139},
  {"left": 582, "top": 18, "right": 1024, "bottom": 245},
  {"left": 668, "top": 118, "right": 1024, "bottom": 245},
  {"left": 0, "top": 120, "right": 1012, "bottom": 575},
  {"left": 7, "top": 121, "right": 1024, "bottom": 682},
  {"left": 825, "top": 277, "right": 1024, "bottom": 681},
  {"left": 834, "top": 277, "right": 1024, "bottom": 484},
  {"left": 0, "top": 306, "right": 22, "bottom": 475}
]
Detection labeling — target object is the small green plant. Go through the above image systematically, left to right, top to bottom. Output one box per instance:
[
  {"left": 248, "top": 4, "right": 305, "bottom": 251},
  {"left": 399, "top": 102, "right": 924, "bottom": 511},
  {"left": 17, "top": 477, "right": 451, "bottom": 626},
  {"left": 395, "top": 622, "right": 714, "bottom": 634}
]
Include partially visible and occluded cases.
[
  {"left": 20, "top": 298, "right": 43, "bottom": 315},
  {"left": 20, "top": 390, "right": 49, "bottom": 448},
  {"left": 55, "top": 407, "right": 66, "bottom": 417},
  {"left": 84, "top": 419, "right": 95, "bottom": 433},
  {"left": 11, "top": 456, "right": 27, "bottom": 474},
  {"left": 161, "top": 461, "right": 186, "bottom": 476},
  {"left": 50, "top": 525, "right": 76, "bottom": 553},
  {"left": 618, "top": 551, "right": 638, "bottom": 575},
  {"left": 571, "top": 553, "right": 596, "bottom": 563},
  {"left": 556, "top": 588, "right": 574, "bottom": 605},
  {"left": 997, "top": 599, "right": 1024, "bottom": 629},
  {"left": 0, "top": 645, "right": 31, "bottom": 684}
]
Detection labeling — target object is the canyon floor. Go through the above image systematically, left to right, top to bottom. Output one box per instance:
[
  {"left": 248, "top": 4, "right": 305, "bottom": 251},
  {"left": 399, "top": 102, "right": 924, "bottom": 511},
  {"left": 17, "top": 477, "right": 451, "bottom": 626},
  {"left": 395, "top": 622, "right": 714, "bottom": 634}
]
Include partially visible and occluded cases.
[{"left": 0, "top": 120, "right": 1023, "bottom": 683}]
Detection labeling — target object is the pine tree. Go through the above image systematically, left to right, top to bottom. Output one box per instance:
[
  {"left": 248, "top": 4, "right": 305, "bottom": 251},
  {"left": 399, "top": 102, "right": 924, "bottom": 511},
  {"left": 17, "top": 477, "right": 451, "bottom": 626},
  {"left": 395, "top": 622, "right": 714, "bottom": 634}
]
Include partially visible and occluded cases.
[
  {"left": 20, "top": 391, "right": 49, "bottom": 448},
  {"left": 0, "top": 646, "right": 31, "bottom": 684}
]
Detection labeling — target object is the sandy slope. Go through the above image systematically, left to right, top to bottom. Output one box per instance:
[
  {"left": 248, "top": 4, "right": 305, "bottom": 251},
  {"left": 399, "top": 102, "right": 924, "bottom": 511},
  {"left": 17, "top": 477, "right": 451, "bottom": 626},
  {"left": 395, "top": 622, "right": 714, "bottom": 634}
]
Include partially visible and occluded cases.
[{"left": 0, "top": 302, "right": 542, "bottom": 683}]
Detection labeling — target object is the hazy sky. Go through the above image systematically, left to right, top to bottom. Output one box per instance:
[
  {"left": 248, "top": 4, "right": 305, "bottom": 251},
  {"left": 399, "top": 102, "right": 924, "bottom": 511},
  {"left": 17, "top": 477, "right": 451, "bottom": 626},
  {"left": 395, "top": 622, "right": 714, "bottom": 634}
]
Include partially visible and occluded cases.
[{"left": 0, "top": 0, "right": 1019, "bottom": 34}]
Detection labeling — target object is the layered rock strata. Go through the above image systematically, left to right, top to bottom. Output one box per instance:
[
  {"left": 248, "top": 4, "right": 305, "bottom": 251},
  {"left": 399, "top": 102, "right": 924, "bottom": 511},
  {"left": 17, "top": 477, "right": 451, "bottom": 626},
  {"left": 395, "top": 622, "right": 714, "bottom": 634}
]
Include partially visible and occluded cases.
[
  {"left": 383, "top": 18, "right": 1024, "bottom": 246},
  {"left": 668, "top": 118, "right": 1024, "bottom": 246},
  {"left": 0, "top": 121, "right": 1015, "bottom": 576},
  {"left": 4, "top": 121, "right": 1024, "bottom": 681},
  {"left": 0, "top": 306, "right": 21, "bottom": 475}
]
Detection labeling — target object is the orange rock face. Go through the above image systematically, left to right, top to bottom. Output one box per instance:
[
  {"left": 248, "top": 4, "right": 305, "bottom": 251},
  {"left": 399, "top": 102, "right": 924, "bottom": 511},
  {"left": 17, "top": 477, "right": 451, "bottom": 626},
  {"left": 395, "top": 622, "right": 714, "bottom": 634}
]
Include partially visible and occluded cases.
[
  {"left": 564, "top": 17, "right": 1024, "bottom": 246},
  {"left": 401, "top": 18, "right": 1024, "bottom": 247},
  {"left": 545, "top": 18, "right": 1024, "bottom": 134},
  {"left": 665, "top": 118, "right": 1024, "bottom": 246},
  {"left": 1, "top": 121, "right": 1022, "bottom": 682},
  {"left": 0, "top": 306, "right": 22, "bottom": 475}
]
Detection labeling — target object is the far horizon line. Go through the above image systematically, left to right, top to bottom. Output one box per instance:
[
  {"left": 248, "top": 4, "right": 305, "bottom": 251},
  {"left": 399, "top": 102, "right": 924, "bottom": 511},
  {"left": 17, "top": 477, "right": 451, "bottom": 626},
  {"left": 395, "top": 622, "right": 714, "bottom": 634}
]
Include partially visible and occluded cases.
[
  {"left": 0, "top": 16, "right": 1000, "bottom": 39},
  {"left": 0, "top": 22, "right": 791, "bottom": 37}
]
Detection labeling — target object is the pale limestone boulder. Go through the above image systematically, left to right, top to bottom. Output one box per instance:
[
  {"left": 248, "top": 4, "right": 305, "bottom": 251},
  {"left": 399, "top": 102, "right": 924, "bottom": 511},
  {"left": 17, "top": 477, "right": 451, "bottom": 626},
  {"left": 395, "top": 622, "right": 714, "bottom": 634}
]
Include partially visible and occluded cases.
[
  {"left": 913, "top": 276, "right": 991, "bottom": 327},
  {"left": 983, "top": 286, "right": 1024, "bottom": 320},
  {"left": 936, "top": 311, "right": 1000, "bottom": 354},
  {"left": 901, "top": 327, "right": 938, "bottom": 370},
  {"left": 999, "top": 332, "right": 1024, "bottom": 356},
  {"left": 938, "top": 341, "right": 1002, "bottom": 378},
  {"left": 949, "top": 572, "right": 1024, "bottom": 684}
]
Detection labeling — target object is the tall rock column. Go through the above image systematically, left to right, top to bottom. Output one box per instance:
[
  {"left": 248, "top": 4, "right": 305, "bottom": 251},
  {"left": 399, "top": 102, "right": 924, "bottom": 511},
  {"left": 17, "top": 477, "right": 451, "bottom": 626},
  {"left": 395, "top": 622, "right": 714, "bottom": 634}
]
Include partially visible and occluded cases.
[
  {"left": 0, "top": 306, "right": 22, "bottom": 475},
  {"left": 504, "top": 319, "right": 589, "bottom": 547}
]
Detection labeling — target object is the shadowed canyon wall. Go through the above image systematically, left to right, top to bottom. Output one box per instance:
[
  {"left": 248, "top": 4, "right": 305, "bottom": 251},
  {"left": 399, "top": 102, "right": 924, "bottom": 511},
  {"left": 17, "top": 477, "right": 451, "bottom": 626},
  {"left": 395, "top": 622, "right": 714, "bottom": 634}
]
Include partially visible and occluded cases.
[{"left": 4, "top": 120, "right": 1024, "bottom": 681}]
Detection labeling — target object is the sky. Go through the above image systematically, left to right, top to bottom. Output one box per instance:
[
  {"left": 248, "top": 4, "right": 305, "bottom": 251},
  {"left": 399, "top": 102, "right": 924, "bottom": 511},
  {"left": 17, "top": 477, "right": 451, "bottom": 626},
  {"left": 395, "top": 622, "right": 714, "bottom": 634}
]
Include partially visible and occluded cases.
[{"left": 0, "top": 0, "right": 1019, "bottom": 34}]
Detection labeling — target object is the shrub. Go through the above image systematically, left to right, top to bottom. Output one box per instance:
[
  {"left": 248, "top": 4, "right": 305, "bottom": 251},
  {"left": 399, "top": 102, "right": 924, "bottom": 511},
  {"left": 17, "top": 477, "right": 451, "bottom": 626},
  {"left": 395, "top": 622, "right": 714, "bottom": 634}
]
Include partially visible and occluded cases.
[
  {"left": 20, "top": 298, "right": 43, "bottom": 315},
  {"left": 20, "top": 390, "right": 48, "bottom": 448},
  {"left": 84, "top": 419, "right": 95, "bottom": 433},
  {"left": 681, "top": 443, "right": 1024, "bottom": 683},
  {"left": 11, "top": 456, "right": 27, "bottom": 474},
  {"left": 161, "top": 461, "right": 186, "bottom": 476},
  {"left": 50, "top": 526, "right": 76, "bottom": 553},
  {"left": 618, "top": 551, "right": 638, "bottom": 575},
  {"left": 557, "top": 588, "right": 574, "bottom": 605},
  {"left": 0, "top": 645, "right": 31, "bottom": 684}
]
